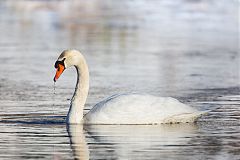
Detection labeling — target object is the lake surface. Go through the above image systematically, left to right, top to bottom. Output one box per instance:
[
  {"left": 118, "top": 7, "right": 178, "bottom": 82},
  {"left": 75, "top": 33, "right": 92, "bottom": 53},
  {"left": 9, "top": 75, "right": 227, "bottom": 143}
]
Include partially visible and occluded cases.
[{"left": 0, "top": 0, "right": 239, "bottom": 159}]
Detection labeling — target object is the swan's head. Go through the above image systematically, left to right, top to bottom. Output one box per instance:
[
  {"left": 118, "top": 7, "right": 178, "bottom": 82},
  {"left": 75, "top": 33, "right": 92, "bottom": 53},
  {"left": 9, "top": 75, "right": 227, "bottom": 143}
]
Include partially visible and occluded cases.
[{"left": 54, "top": 49, "right": 82, "bottom": 82}]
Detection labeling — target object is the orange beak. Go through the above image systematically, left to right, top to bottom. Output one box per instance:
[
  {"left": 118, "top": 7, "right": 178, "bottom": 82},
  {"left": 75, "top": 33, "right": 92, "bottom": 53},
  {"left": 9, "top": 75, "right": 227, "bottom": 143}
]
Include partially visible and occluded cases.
[{"left": 54, "top": 64, "right": 65, "bottom": 82}]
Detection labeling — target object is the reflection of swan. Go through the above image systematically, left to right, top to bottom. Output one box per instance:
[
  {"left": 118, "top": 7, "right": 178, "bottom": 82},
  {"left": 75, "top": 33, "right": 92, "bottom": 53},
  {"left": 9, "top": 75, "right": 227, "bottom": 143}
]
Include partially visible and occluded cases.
[
  {"left": 54, "top": 50, "right": 207, "bottom": 124},
  {"left": 67, "top": 124, "right": 198, "bottom": 160},
  {"left": 67, "top": 125, "right": 89, "bottom": 160}
]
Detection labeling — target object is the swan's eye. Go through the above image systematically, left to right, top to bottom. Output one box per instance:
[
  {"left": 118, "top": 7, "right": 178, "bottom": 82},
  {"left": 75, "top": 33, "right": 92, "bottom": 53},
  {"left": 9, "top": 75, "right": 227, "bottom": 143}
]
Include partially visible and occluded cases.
[{"left": 54, "top": 58, "right": 66, "bottom": 69}]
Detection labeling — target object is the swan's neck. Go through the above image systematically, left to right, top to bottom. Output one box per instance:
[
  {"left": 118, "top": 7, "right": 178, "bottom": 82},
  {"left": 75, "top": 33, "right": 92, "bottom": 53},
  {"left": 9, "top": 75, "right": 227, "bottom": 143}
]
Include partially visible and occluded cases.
[{"left": 67, "top": 59, "right": 89, "bottom": 124}]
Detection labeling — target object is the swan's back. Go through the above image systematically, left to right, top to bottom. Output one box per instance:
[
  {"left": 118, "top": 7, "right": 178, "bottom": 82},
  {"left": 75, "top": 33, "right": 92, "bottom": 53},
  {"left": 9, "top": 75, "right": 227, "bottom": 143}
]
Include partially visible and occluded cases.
[{"left": 84, "top": 94, "right": 206, "bottom": 124}]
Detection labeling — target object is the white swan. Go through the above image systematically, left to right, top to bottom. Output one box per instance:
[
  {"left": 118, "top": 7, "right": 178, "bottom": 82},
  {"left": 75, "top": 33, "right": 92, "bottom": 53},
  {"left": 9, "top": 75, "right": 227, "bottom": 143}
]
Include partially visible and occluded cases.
[{"left": 53, "top": 49, "right": 207, "bottom": 124}]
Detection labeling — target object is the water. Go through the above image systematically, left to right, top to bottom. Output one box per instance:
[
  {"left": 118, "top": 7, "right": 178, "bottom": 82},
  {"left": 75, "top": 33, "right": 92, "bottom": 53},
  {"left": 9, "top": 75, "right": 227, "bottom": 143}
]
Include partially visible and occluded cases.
[{"left": 0, "top": 0, "right": 239, "bottom": 159}]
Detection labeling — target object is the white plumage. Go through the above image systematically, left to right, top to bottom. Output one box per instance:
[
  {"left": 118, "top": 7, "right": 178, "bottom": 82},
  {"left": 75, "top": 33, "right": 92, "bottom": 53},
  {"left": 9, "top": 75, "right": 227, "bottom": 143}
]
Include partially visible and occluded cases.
[
  {"left": 54, "top": 50, "right": 208, "bottom": 124},
  {"left": 84, "top": 93, "right": 206, "bottom": 124}
]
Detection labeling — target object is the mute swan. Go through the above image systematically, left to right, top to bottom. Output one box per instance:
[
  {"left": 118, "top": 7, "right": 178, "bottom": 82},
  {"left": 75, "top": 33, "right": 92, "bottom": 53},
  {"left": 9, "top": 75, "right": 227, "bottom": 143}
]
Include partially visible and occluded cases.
[{"left": 53, "top": 49, "right": 207, "bottom": 124}]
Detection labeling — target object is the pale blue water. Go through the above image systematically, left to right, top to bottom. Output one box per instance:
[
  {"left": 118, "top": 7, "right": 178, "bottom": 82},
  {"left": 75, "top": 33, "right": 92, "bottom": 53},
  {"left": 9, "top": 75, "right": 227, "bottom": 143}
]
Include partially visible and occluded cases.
[{"left": 0, "top": 0, "right": 239, "bottom": 159}]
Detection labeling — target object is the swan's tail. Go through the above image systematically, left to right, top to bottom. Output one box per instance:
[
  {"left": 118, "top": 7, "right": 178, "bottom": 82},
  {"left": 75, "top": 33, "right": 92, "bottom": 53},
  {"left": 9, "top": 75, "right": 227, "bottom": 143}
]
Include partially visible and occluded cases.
[{"left": 163, "top": 110, "right": 210, "bottom": 124}]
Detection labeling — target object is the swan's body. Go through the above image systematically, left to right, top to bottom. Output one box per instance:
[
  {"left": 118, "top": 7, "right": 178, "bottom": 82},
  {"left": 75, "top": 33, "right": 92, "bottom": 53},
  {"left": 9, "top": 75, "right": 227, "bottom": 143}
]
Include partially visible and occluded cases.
[
  {"left": 54, "top": 50, "right": 207, "bottom": 124},
  {"left": 84, "top": 93, "right": 206, "bottom": 124}
]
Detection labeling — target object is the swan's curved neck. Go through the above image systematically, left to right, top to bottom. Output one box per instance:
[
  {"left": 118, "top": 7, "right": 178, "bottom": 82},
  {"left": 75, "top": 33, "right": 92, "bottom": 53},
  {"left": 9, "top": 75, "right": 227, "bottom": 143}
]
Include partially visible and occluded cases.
[{"left": 67, "top": 58, "right": 89, "bottom": 124}]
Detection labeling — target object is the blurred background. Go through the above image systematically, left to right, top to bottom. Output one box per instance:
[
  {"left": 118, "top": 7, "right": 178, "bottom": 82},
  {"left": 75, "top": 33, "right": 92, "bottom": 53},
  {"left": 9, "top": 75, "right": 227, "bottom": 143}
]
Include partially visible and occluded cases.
[{"left": 0, "top": 0, "right": 239, "bottom": 115}]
